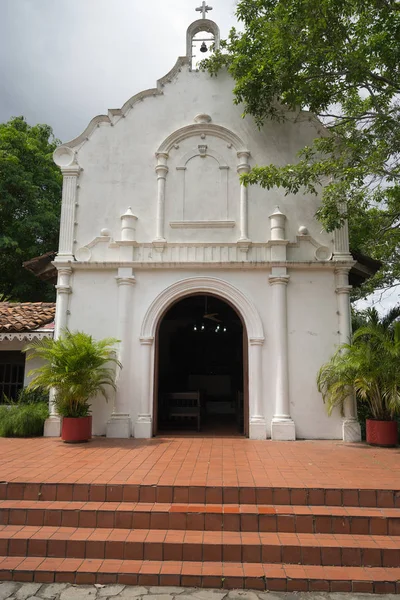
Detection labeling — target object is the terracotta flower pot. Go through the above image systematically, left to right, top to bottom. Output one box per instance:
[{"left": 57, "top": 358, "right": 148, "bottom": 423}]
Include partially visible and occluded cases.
[
  {"left": 61, "top": 416, "right": 92, "bottom": 443},
  {"left": 366, "top": 419, "right": 398, "bottom": 447}
]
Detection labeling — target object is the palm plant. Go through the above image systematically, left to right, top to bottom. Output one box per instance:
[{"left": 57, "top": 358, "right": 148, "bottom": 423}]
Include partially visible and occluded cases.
[
  {"left": 318, "top": 307, "right": 400, "bottom": 421},
  {"left": 25, "top": 330, "right": 121, "bottom": 418}
]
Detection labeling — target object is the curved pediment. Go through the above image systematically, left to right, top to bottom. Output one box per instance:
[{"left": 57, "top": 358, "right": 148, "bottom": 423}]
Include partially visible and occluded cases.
[{"left": 157, "top": 122, "right": 249, "bottom": 155}]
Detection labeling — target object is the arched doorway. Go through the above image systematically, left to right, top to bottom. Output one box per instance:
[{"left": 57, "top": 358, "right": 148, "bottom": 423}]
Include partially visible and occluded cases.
[{"left": 154, "top": 294, "right": 248, "bottom": 436}]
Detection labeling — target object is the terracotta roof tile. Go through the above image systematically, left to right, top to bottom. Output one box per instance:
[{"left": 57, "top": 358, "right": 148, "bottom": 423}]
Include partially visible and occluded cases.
[{"left": 0, "top": 302, "right": 56, "bottom": 332}]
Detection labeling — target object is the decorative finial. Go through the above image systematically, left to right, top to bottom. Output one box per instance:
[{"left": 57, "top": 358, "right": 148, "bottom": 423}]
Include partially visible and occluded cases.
[{"left": 195, "top": 1, "right": 213, "bottom": 19}]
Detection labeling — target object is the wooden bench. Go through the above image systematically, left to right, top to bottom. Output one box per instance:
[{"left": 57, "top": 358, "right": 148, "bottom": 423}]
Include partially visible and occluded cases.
[{"left": 163, "top": 392, "right": 202, "bottom": 432}]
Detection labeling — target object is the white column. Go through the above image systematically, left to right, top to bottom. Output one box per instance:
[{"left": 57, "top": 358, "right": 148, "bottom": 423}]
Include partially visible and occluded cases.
[
  {"left": 237, "top": 152, "right": 251, "bottom": 246},
  {"left": 153, "top": 153, "right": 168, "bottom": 251},
  {"left": 56, "top": 164, "right": 80, "bottom": 262},
  {"left": 334, "top": 204, "right": 350, "bottom": 259},
  {"left": 336, "top": 266, "right": 361, "bottom": 442},
  {"left": 44, "top": 267, "right": 72, "bottom": 437},
  {"left": 54, "top": 268, "right": 72, "bottom": 339},
  {"left": 106, "top": 269, "right": 136, "bottom": 438},
  {"left": 269, "top": 275, "right": 296, "bottom": 440},
  {"left": 135, "top": 337, "right": 154, "bottom": 438},
  {"left": 249, "top": 338, "right": 266, "bottom": 439}
]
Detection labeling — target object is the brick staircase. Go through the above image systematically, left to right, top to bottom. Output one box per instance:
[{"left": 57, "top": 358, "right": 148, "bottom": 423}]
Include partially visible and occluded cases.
[{"left": 1, "top": 482, "right": 400, "bottom": 593}]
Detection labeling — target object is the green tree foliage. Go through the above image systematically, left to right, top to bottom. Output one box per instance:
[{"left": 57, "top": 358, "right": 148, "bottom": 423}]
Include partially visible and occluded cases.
[
  {"left": 204, "top": 0, "right": 400, "bottom": 295},
  {"left": 0, "top": 117, "right": 62, "bottom": 301},
  {"left": 25, "top": 330, "right": 121, "bottom": 418}
]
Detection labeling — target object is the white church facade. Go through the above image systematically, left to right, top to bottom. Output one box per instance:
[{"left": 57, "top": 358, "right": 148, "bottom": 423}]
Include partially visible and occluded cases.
[{"left": 47, "top": 8, "right": 361, "bottom": 442}]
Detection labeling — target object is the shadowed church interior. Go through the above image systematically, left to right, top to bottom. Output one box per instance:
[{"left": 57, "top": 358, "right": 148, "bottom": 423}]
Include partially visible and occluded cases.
[{"left": 156, "top": 295, "right": 245, "bottom": 435}]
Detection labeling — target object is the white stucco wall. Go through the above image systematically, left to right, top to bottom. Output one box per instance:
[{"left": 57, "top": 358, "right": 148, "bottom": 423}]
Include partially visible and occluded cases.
[{"left": 66, "top": 267, "right": 342, "bottom": 439}]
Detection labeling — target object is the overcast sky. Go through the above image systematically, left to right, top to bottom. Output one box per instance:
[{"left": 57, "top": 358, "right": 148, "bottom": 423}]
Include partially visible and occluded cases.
[{"left": 0, "top": 0, "right": 238, "bottom": 142}]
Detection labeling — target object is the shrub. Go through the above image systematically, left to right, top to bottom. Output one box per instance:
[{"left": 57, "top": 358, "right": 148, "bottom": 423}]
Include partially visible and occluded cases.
[
  {"left": 318, "top": 309, "right": 400, "bottom": 421},
  {"left": 25, "top": 329, "right": 121, "bottom": 418},
  {"left": 16, "top": 387, "right": 49, "bottom": 405},
  {"left": 0, "top": 403, "right": 49, "bottom": 437}
]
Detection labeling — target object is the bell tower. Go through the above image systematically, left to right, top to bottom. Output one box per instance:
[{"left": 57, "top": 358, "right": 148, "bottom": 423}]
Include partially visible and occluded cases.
[{"left": 187, "top": 2, "right": 220, "bottom": 69}]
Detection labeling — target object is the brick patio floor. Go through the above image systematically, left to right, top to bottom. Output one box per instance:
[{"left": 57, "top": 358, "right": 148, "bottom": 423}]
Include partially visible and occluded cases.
[{"left": 0, "top": 437, "right": 399, "bottom": 489}]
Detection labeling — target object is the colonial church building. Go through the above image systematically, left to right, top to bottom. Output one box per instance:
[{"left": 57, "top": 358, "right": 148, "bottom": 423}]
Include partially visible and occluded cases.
[{"left": 46, "top": 6, "right": 362, "bottom": 442}]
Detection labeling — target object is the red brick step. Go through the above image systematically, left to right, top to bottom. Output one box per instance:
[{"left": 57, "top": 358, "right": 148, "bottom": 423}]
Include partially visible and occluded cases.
[
  {"left": 2, "top": 482, "right": 399, "bottom": 508},
  {"left": 1, "top": 500, "right": 400, "bottom": 535},
  {"left": 1, "top": 525, "right": 399, "bottom": 567},
  {"left": 0, "top": 556, "right": 399, "bottom": 593}
]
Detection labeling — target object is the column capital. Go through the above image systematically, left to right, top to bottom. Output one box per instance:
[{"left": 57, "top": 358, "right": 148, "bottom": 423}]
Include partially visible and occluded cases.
[
  {"left": 237, "top": 151, "right": 250, "bottom": 174},
  {"left": 155, "top": 164, "right": 169, "bottom": 178},
  {"left": 61, "top": 165, "right": 81, "bottom": 177},
  {"left": 334, "top": 265, "right": 352, "bottom": 276},
  {"left": 335, "top": 265, "right": 352, "bottom": 295},
  {"left": 56, "top": 266, "right": 73, "bottom": 276},
  {"left": 56, "top": 267, "right": 72, "bottom": 295},
  {"left": 269, "top": 275, "right": 290, "bottom": 286},
  {"left": 116, "top": 276, "right": 136, "bottom": 287},
  {"left": 55, "top": 285, "right": 72, "bottom": 295},
  {"left": 336, "top": 285, "right": 352, "bottom": 295},
  {"left": 140, "top": 336, "right": 154, "bottom": 346},
  {"left": 249, "top": 337, "right": 265, "bottom": 346}
]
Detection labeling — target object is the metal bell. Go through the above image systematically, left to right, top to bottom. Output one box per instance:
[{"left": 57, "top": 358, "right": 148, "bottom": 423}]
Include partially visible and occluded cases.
[{"left": 200, "top": 42, "right": 208, "bottom": 53}]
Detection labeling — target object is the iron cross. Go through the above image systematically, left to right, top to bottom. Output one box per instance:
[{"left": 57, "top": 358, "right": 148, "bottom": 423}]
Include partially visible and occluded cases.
[{"left": 196, "top": 1, "right": 213, "bottom": 18}]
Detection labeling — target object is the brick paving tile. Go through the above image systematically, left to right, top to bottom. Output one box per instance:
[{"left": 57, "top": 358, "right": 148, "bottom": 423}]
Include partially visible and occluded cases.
[{"left": 1, "top": 438, "right": 400, "bottom": 491}]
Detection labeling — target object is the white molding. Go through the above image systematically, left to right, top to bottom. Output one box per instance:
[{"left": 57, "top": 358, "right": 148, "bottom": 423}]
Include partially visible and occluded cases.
[
  {"left": 158, "top": 123, "right": 249, "bottom": 154},
  {"left": 178, "top": 147, "right": 229, "bottom": 169},
  {"left": 170, "top": 221, "right": 236, "bottom": 229},
  {"left": 80, "top": 236, "right": 331, "bottom": 251},
  {"left": 55, "top": 260, "right": 346, "bottom": 272},
  {"left": 140, "top": 276, "right": 264, "bottom": 341},
  {"left": 0, "top": 330, "right": 54, "bottom": 342},
  {"left": 106, "top": 414, "right": 132, "bottom": 439},
  {"left": 44, "top": 415, "right": 62, "bottom": 437},
  {"left": 271, "top": 419, "right": 296, "bottom": 441},
  {"left": 342, "top": 419, "right": 362, "bottom": 442}
]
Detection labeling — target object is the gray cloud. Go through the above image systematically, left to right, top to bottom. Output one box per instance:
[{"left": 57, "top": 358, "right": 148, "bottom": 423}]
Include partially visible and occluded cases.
[{"left": 0, "top": 0, "right": 238, "bottom": 141}]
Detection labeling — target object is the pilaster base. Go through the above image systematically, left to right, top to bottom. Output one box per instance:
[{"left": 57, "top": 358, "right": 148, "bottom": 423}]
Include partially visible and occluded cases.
[
  {"left": 106, "top": 413, "right": 132, "bottom": 438},
  {"left": 135, "top": 414, "right": 152, "bottom": 439},
  {"left": 44, "top": 415, "right": 62, "bottom": 437},
  {"left": 249, "top": 417, "right": 266, "bottom": 440},
  {"left": 271, "top": 418, "right": 296, "bottom": 441},
  {"left": 342, "top": 418, "right": 362, "bottom": 442}
]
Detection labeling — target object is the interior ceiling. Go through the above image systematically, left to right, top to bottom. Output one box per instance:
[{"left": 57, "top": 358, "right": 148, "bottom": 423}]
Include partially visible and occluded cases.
[{"left": 162, "top": 294, "right": 242, "bottom": 323}]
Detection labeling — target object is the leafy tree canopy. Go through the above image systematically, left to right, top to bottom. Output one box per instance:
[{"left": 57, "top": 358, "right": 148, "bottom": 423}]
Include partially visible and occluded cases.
[
  {"left": 204, "top": 0, "right": 400, "bottom": 296},
  {"left": 0, "top": 116, "right": 62, "bottom": 301}
]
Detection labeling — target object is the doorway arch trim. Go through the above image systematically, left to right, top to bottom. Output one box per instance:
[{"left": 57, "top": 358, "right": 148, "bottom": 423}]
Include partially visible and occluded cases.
[
  {"left": 140, "top": 276, "right": 265, "bottom": 343},
  {"left": 136, "top": 277, "right": 266, "bottom": 440}
]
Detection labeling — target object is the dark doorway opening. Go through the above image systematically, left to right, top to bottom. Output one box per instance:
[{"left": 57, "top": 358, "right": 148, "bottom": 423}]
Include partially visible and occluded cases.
[{"left": 156, "top": 294, "right": 247, "bottom": 436}]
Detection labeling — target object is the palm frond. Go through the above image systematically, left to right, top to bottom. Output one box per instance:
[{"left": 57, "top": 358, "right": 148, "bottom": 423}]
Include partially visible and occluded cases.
[
  {"left": 318, "top": 309, "right": 400, "bottom": 421},
  {"left": 24, "top": 329, "right": 121, "bottom": 417}
]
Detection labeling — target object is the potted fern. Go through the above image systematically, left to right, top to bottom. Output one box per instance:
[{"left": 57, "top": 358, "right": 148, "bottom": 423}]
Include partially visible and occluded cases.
[
  {"left": 317, "top": 308, "right": 400, "bottom": 447},
  {"left": 25, "top": 330, "right": 121, "bottom": 443}
]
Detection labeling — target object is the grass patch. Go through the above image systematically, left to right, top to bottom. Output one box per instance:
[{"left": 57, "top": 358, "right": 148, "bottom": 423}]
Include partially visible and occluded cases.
[{"left": 0, "top": 402, "right": 49, "bottom": 437}]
